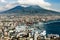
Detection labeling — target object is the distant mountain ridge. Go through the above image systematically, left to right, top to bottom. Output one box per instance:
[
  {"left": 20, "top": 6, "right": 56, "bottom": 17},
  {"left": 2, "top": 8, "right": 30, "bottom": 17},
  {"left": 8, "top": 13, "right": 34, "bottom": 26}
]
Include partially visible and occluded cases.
[{"left": 1, "top": 5, "right": 60, "bottom": 15}]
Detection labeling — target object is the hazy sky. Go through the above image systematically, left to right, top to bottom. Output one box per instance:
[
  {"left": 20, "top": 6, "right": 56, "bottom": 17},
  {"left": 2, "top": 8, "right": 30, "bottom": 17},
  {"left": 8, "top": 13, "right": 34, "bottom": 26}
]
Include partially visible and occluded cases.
[{"left": 0, "top": 0, "right": 60, "bottom": 12}]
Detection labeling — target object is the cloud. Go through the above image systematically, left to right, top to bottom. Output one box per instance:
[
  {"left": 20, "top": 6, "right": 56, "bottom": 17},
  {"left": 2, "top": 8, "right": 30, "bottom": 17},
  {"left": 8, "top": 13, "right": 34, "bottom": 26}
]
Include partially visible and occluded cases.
[
  {"left": 0, "top": 0, "right": 6, "bottom": 2},
  {"left": 0, "top": 0, "right": 59, "bottom": 12},
  {"left": 0, "top": 0, "right": 18, "bottom": 11},
  {"left": 0, "top": 0, "right": 51, "bottom": 10},
  {"left": 17, "top": 0, "right": 52, "bottom": 11},
  {"left": 18, "top": 0, "right": 51, "bottom": 7},
  {"left": 0, "top": 3, "right": 17, "bottom": 11},
  {"left": 5, "top": 4, "right": 15, "bottom": 8},
  {"left": 0, "top": 7, "right": 4, "bottom": 10},
  {"left": 45, "top": 7, "right": 60, "bottom": 12}
]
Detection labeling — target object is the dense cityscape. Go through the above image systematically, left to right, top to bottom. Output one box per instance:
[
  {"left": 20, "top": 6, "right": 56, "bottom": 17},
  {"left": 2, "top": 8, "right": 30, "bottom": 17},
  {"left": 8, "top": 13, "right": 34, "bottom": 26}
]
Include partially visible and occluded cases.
[
  {"left": 0, "top": 0, "right": 60, "bottom": 40},
  {"left": 0, "top": 15, "right": 60, "bottom": 40}
]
